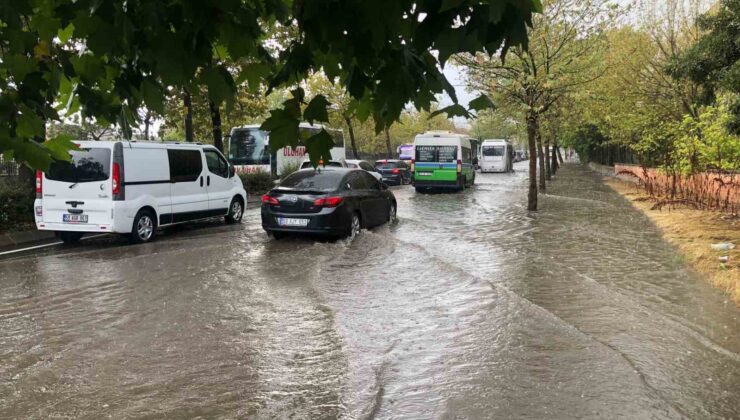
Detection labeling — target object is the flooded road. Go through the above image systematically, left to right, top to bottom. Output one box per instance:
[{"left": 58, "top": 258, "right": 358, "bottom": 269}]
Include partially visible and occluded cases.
[{"left": 1, "top": 163, "right": 738, "bottom": 419}]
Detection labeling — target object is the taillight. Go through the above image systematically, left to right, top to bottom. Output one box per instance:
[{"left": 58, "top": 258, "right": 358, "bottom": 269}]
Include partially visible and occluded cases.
[
  {"left": 410, "top": 159, "right": 415, "bottom": 173},
  {"left": 456, "top": 159, "right": 462, "bottom": 173},
  {"left": 112, "top": 163, "right": 121, "bottom": 195},
  {"left": 391, "top": 168, "right": 400, "bottom": 174},
  {"left": 35, "top": 170, "right": 42, "bottom": 197},
  {"left": 262, "top": 194, "right": 279, "bottom": 205},
  {"left": 313, "top": 196, "right": 343, "bottom": 208}
]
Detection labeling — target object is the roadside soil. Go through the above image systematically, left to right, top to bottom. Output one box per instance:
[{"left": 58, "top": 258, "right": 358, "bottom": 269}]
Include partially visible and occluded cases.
[{"left": 605, "top": 177, "right": 740, "bottom": 305}]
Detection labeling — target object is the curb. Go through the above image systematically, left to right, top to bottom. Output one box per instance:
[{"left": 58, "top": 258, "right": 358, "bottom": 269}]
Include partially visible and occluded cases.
[{"left": 0, "top": 229, "right": 56, "bottom": 249}]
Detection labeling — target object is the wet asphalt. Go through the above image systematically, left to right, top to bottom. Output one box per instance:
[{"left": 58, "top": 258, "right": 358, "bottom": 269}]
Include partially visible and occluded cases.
[{"left": 0, "top": 163, "right": 738, "bottom": 419}]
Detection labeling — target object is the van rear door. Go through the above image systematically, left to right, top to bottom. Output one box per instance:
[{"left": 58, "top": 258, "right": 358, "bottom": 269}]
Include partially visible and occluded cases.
[{"left": 42, "top": 146, "right": 114, "bottom": 227}]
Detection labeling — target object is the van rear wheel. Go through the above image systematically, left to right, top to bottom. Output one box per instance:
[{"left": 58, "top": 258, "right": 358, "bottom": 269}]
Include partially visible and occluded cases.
[
  {"left": 130, "top": 209, "right": 156, "bottom": 244},
  {"left": 57, "top": 232, "right": 83, "bottom": 244}
]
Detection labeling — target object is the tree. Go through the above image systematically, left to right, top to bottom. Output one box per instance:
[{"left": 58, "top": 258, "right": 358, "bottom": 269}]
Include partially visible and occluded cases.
[
  {"left": 1, "top": 0, "right": 539, "bottom": 171},
  {"left": 458, "top": 0, "right": 615, "bottom": 210},
  {"left": 668, "top": 0, "right": 740, "bottom": 134}
]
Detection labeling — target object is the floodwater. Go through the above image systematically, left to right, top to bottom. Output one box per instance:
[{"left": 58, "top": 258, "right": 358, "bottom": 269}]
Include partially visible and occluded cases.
[{"left": 0, "top": 163, "right": 738, "bottom": 419}]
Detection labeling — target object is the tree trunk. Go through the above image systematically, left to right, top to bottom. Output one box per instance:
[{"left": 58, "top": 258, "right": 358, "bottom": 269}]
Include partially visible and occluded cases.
[
  {"left": 183, "top": 89, "right": 194, "bottom": 143},
  {"left": 209, "top": 99, "right": 223, "bottom": 152},
  {"left": 143, "top": 110, "right": 152, "bottom": 140},
  {"left": 526, "top": 112, "right": 538, "bottom": 211},
  {"left": 344, "top": 115, "right": 359, "bottom": 159},
  {"left": 535, "top": 124, "right": 546, "bottom": 192},
  {"left": 384, "top": 127, "right": 392, "bottom": 159},
  {"left": 544, "top": 136, "right": 552, "bottom": 181},
  {"left": 551, "top": 142, "right": 559, "bottom": 175},
  {"left": 556, "top": 145, "right": 564, "bottom": 164}
]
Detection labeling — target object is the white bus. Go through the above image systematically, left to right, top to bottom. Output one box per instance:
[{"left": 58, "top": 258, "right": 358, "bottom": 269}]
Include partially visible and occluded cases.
[
  {"left": 227, "top": 123, "right": 346, "bottom": 177},
  {"left": 479, "top": 139, "right": 514, "bottom": 173}
]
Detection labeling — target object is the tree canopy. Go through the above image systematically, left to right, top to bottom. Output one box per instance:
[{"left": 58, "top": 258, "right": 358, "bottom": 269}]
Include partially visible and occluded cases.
[{"left": 0, "top": 0, "right": 541, "bottom": 170}]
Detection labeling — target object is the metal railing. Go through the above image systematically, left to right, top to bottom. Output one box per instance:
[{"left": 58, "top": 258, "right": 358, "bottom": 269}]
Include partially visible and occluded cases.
[{"left": 0, "top": 156, "right": 21, "bottom": 177}]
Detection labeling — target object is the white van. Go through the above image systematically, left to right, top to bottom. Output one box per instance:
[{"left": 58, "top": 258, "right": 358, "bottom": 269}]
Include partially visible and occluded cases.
[
  {"left": 479, "top": 139, "right": 514, "bottom": 173},
  {"left": 34, "top": 141, "right": 248, "bottom": 244}
]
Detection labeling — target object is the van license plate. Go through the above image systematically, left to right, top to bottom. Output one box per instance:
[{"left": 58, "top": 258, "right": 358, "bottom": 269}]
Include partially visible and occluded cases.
[
  {"left": 418, "top": 171, "right": 433, "bottom": 176},
  {"left": 63, "top": 214, "right": 88, "bottom": 223},
  {"left": 277, "top": 217, "right": 309, "bottom": 227}
]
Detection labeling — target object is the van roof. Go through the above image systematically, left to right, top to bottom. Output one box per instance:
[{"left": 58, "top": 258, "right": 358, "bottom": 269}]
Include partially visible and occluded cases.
[
  {"left": 482, "top": 139, "right": 510, "bottom": 144},
  {"left": 71, "top": 140, "right": 216, "bottom": 149}
]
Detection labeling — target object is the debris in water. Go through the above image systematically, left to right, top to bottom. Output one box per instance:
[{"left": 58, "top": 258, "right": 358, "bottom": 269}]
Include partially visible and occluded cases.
[
  {"left": 710, "top": 243, "right": 735, "bottom": 251},
  {"left": 718, "top": 256, "right": 729, "bottom": 263}
]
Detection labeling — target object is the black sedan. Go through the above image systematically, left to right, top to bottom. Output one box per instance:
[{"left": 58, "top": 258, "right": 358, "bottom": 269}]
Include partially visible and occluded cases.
[
  {"left": 375, "top": 160, "right": 412, "bottom": 185},
  {"left": 261, "top": 168, "right": 397, "bottom": 239}
]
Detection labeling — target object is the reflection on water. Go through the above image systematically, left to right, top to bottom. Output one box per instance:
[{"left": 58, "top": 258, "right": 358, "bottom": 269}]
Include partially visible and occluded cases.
[{"left": 0, "top": 163, "right": 737, "bottom": 418}]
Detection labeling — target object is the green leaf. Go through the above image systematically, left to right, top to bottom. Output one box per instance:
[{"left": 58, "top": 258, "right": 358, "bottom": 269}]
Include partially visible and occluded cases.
[
  {"left": 439, "top": 0, "right": 464, "bottom": 13},
  {"left": 57, "top": 23, "right": 74, "bottom": 43},
  {"left": 237, "top": 62, "right": 271, "bottom": 92},
  {"left": 201, "top": 66, "right": 236, "bottom": 106},
  {"left": 140, "top": 78, "right": 164, "bottom": 114},
  {"left": 468, "top": 94, "right": 496, "bottom": 112},
  {"left": 304, "top": 95, "right": 330, "bottom": 124},
  {"left": 429, "top": 104, "right": 470, "bottom": 119},
  {"left": 16, "top": 108, "right": 45, "bottom": 138},
  {"left": 261, "top": 109, "right": 300, "bottom": 152},
  {"left": 303, "top": 129, "right": 335, "bottom": 168},
  {"left": 44, "top": 134, "right": 76, "bottom": 161}
]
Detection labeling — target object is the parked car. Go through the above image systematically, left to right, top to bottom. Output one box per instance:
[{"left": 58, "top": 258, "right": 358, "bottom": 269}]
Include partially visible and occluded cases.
[
  {"left": 34, "top": 141, "right": 247, "bottom": 244},
  {"left": 299, "top": 158, "right": 348, "bottom": 169},
  {"left": 345, "top": 159, "right": 383, "bottom": 181},
  {"left": 374, "top": 159, "right": 412, "bottom": 185},
  {"left": 261, "top": 168, "right": 397, "bottom": 239}
]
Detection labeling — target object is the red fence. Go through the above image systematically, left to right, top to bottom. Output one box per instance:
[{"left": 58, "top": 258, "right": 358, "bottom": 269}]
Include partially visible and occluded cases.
[{"left": 614, "top": 164, "right": 739, "bottom": 213}]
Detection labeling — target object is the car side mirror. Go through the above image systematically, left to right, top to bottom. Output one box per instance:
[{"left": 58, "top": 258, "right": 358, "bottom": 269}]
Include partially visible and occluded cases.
[{"left": 229, "top": 165, "right": 236, "bottom": 178}]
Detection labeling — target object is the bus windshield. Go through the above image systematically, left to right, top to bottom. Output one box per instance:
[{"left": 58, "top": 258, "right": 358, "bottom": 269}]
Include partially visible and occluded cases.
[
  {"left": 229, "top": 128, "right": 270, "bottom": 165},
  {"left": 416, "top": 145, "right": 457, "bottom": 163},
  {"left": 482, "top": 146, "right": 505, "bottom": 157}
]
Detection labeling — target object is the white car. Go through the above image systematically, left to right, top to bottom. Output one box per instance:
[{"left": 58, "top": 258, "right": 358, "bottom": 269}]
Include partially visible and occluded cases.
[
  {"left": 34, "top": 141, "right": 247, "bottom": 244},
  {"left": 345, "top": 159, "right": 383, "bottom": 181}
]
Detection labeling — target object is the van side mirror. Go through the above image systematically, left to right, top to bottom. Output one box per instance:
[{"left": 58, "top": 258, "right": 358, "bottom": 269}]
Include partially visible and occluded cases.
[{"left": 229, "top": 165, "right": 236, "bottom": 178}]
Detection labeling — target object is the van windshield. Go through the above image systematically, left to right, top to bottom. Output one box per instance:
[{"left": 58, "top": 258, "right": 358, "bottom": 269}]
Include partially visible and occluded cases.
[
  {"left": 415, "top": 145, "right": 457, "bottom": 163},
  {"left": 483, "top": 146, "right": 505, "bottom": 157},
  {"left": 46, "top": 148, "right": 111, "bottom": 183}
]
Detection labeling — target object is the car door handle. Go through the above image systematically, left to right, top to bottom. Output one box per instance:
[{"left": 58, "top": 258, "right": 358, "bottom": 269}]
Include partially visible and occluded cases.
[
  {"left": 200, "top": 176, "right": 203, "bottom": 187},
  {"left": 207, "top": 176, "right": 210, "bottom": 186}
]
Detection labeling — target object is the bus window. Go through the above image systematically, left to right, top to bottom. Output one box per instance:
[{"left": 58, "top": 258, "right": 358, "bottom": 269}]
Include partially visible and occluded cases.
[{"left": 229, "top": 128, "right": 270, "bottom": 165}]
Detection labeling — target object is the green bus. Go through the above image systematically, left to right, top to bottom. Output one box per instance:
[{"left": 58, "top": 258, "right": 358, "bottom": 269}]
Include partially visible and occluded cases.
[{"left": 412, "top": 131, "right": 476, "bottom": 192}]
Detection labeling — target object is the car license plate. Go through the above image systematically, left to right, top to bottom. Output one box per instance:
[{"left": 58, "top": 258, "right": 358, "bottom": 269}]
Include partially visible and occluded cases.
[
  {"left": 418, "top": 171, "right": 433, "bottom": 176},
  {"left": 63, "top": 214, "right": 88, "bottom": 223},
  {"left": 277, "top": 217, "right": 309, "bottom": 227}
]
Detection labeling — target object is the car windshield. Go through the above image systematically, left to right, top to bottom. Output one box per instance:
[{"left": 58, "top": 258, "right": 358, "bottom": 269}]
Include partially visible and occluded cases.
[
  {"left": 483, "top": 146, "right": 505, "bottom": 157},
  {"left": 46, "top": 147, "right": 111, "bottom": 183},
  {"left": 277, "top": 170, "right": 343, "bottom": 192}
]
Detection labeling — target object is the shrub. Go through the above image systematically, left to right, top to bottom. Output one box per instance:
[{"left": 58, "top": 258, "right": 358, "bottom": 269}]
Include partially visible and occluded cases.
[
  {"left": 279, "top": 161, "right": 300, "bottom": 178},
  {"left": 239, "top": 170, "right": 274, "bottom": 195},
  {"left": 0, "top": 180, "right": 34, "bottom": 233}
]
